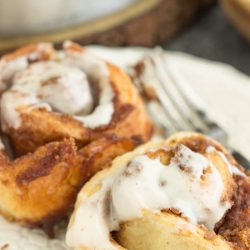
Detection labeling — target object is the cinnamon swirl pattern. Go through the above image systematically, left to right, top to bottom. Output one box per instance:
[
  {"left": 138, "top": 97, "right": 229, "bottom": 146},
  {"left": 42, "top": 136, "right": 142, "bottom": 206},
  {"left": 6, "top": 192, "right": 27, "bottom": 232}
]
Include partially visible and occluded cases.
[
  {"left": 0, "top": 42, "right": 152, "bottom": 232},
  {"left": 66, "top": 132, "right": 249, "bottom": 250}
]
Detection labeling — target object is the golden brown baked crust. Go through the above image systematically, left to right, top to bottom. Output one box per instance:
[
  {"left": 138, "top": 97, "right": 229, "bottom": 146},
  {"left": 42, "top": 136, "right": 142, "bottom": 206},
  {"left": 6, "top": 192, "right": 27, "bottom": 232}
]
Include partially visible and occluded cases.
[
  {"left": 0, "top": 42, "right": 153, "bottom": 232},
  {"left": 67, "top": 132, "right": 249, "bottom": 250},
  {"left": 0, "top": 136, "right": 142, "bottom": 235},
  {"left": 0, "top": 139, "right": 82, "bottom": 234},
  {"left": 217, "top": 175, "right": 250, "bottom": 249},
  {"left": 116, "top": 212, "right": 234, "bottom": 250}
]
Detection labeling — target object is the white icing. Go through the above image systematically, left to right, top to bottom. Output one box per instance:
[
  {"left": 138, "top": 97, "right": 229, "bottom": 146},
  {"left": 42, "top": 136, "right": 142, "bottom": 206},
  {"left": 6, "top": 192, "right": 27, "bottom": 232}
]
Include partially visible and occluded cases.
[
  {"left": 63, "top": 42, "right": 114, "bottom": 128},
  {"left": 0, "top": 43, "right": 52, "bottom": 93},
  {"left": 0, "top": 45, "right": 115, "bottom": 130},
  {"left": 0, "top": 56, "right": 28, "bottom": 92},
  {"left": 1, "top": 61, "right": 93, "bottom": 130},
  {"left": 14, "top": 61, "right": 93, "bottom": 115},
  {"left": 1, "top": 90, "right": 47, "bottom": 130},
  {"left": 66, "top": 144, "right": 231, "bottom": 250},
  {"left": 206, "top": 146, "right": 245, "bottom": 177},
  {"left": 206, "top": 146, "right": 216, "bottom": 154},
  {"left": 231, "top": 165, "right": 245, "bottom": 176},
  {"left": 66, "top": 177, "right": 117, "bottom": 250},
  {"left": 0, "top": 215, "right": 67, "bottom": 250}
]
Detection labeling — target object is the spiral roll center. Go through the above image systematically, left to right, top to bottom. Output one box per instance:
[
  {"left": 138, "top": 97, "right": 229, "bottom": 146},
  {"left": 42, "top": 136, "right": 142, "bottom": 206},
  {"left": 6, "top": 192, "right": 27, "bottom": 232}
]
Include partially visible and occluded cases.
[
  {"left": 0, "top": 45, "right": 114, "bottom": 130},
  {"left": 13, "top": 61, "right": 93, "bottom": 115}
]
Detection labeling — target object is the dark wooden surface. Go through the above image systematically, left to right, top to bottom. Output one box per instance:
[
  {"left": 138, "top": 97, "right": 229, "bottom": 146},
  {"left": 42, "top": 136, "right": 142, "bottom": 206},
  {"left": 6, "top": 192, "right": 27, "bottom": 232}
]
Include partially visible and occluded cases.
[{"left": 166, "top": 5, "right": 250, "bottom": 76}]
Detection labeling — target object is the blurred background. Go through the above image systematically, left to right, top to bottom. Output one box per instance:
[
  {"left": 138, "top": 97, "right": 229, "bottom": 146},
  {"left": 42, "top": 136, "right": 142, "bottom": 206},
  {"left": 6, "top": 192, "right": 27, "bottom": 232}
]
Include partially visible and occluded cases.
[{"left": 0, "top": 0, "right": 249, "bottom": 74}]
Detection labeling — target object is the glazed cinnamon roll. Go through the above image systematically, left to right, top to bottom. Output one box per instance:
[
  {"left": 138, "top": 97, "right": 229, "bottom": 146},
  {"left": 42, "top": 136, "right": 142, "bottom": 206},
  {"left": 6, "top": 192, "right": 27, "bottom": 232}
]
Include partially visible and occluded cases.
[
  {"left": 0, "top": 41, "right": 152, "bottom": 155},
  {"left": 0, "top": 42, "right": 152, "bottom": 231},
  {"left": 66, "top": 132, "right": 249, "bottom": 250}
]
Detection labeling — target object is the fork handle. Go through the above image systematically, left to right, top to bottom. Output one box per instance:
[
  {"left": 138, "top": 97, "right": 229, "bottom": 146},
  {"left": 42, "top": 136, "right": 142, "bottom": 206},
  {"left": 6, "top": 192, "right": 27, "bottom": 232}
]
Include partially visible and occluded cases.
[{"left": 231, "top": 149, "right": 250, "bottom": 170}]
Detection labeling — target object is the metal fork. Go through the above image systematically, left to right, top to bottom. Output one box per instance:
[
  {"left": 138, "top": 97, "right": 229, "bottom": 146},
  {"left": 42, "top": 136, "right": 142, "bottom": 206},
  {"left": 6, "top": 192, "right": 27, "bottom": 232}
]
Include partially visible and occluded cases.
[{"left": 129, "top": 48, "right": 250, "bottom": 170}]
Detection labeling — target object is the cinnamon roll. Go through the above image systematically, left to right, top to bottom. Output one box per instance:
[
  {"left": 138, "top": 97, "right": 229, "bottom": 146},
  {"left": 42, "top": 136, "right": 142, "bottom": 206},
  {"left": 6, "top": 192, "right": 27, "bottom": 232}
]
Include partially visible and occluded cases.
[
  {"left": 0, "top": 41, "right": 152, "bottom": 155},
  {"left": 0, "top": 42, "right": 152, "bottom": 231},
  {"left": 66, "top": 132, "right": 249, "bottom": 250}
]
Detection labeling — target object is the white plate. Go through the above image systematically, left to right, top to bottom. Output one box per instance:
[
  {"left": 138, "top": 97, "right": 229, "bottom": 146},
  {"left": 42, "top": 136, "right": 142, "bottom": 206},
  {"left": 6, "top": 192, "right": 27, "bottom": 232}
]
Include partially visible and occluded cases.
[{"left": 0, "top": 47, "right": 249, "bottom": 250}]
